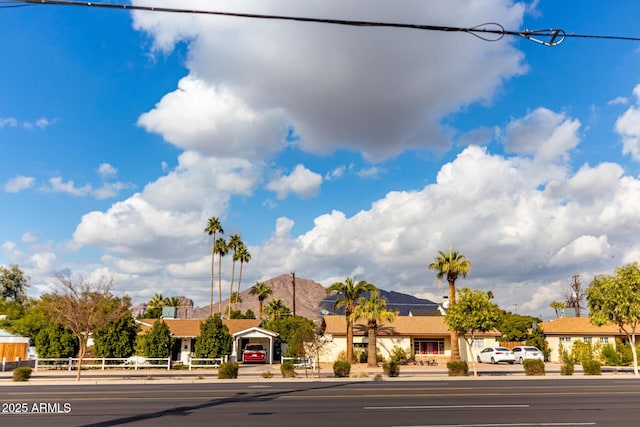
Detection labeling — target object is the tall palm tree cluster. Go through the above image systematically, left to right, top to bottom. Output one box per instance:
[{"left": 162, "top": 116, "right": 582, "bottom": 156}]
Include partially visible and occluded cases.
[
  {"left": 204, "top": 216, "right": 252, "bottom": 317},
  {"left": 326, "top": 277, "right": 396, "bottom": 367}
]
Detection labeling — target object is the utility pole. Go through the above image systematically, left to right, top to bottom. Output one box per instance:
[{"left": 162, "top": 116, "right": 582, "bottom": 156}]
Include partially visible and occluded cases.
[{"left": 291, "top": 271, "right": 296, "bottom": 316}]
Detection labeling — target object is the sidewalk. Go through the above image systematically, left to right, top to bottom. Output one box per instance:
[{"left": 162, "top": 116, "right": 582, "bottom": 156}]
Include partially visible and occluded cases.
[{"left": 1, "top": 362, "right": 637, "bottom": 385}]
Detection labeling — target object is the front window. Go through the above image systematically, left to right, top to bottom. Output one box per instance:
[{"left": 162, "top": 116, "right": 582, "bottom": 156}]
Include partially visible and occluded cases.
[
  {"left": 559, "top": 336, "right": 571, "bottom": 343},
  {"left": 583, "top": 336, "right": 592, "bottom": 343},
  {"left": 600, "top": 337, "right": 608, "bottom": 344},
  {"left": 414, "top": 338, "right": 445, "bottom": 355},
  {"left": 472, "top": 338, "right": 484, "bottom": 349}
]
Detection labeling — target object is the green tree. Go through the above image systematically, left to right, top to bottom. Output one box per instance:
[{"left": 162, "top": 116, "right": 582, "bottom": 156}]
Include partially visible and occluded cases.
[
  {"left": 204, "top": 217, "right": 224, "bottom": 317},
  {"left": 227, "top": 234, "right": 243, "bottom": 317},
  {"left": 214, "top": 237, "right": 229, "bottom": 314},
  {"left": 235, "top": 245, "right": 251, "bottom": 309},
  {"left": 428, "top": 248, "right": 472, "bottom": 361},
  {"left": 587, "top": 262, "right": 640, "bottom": 376},
  {"left": 0, "top": 264, "right": 29, "bottom": 303},
  {"left": 40, "top": 273, "right": 130, "bottom": 380},
  {"left": 326, "top": 277, "right": 377, "bottom": 364},
  {"left": 249, "top": 281, "right": 273, "bottom": 319},
  {"left": 445, "top": 288, "right": 501, "bottom": 377},
  {"left": 351, "top": 290, "right": 397, "bottom": 367},
  {"left": 0, "top": 296, "right": 38, "bottom": 335},
  {"left": 263, "top": 298, "right": 291, "bottom": 322},
  {"left": 496, "top": 311, "right": 541, "bottom": 342},
  {"left": 194, "top": 314, "right": 232, "bottom": 360},
  {"left": 92, "top": 315, "right": 138, "bottom": 358},
  {"left": 264, "top": 316, "right": 315, "bottom": 357},
  {"left": 140, "top": 319, "right": 174, "bottom": 361},
  {"left": 35, "top": 323, "right": 78, "bottom": 358}
]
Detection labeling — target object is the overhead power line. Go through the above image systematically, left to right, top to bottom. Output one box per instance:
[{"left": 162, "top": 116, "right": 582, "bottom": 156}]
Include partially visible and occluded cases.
[{"left": 5, "top": 0, "right": 640, "bottom": 47}]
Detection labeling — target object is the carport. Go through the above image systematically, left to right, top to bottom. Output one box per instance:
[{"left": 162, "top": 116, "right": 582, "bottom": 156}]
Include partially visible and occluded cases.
[{"left": 232, "top": 327, "right": 279, "bottom": 364}]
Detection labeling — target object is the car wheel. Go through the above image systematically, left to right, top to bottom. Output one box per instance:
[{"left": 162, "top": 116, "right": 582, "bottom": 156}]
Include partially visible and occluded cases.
[
  {"left": 477, "top": 356, "right": 481, "bottom": 363},
  {"left": 490, "top": 357, "right": 496, "bottom": 364},
  {"left": 519, "top": 357, "right": 524, "bottom": 364}
]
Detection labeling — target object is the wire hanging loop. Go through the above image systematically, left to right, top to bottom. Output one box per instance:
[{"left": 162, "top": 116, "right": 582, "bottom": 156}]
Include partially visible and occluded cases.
[
  {"left": 466, "top": 22, "right": 506, "bottom": 42},
  {"left": 518, "top": 28, "right": 566, "bottom": 47}
]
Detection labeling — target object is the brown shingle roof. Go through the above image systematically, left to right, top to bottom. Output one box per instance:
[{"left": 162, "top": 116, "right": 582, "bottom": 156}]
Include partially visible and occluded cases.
[
  {"left": 322, "top": 315, "right": 499, "bottom": 337},
  {"left": 540, "top": 317, "right": 624, "bottom": 336},
  {"left": 137, "top": 318, "right": 261, "bottom": 338}
]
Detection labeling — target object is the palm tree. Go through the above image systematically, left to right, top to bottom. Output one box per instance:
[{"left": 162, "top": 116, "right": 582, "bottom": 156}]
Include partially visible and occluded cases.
[
  {"left": 204, "top": 217, "right": 224, "bottom": 316},
  {"left": 227, "top": 234, "right": 243, "bottom": 317},
  {"left": 214, "top": 237, "right": 228, "bottom": 314},
  {"left": 235, "top": 245, "right": 251, "bottom": 310},
  {"left": 428, "top": 248, "right": 472, "bottom": 361},
  {"left": 326, "top": 277, "right": 377, "bottom": 364},
  {"left": 249, "top": 281, "right": 273, "bottom": 319},
  {"left": 351, "top": 290, "right": 397, "bottom": 367},
  {"left": 230, "top": 291, "right": 243, "bottom": 305},
  {"left": 146, "top": 293, "right": 167, "bottom": 318},
  {"left": 148, "top": 293, "right": 166, "bottom": 308},
  {"left": 164, "top": 296, "right": 182, "bottom": 307},
  {"left": 263, "top": 298, "right": 291, "bottom": 322},
  {"left": 550, "top": 300, "right": 566, "bottom": 318}
]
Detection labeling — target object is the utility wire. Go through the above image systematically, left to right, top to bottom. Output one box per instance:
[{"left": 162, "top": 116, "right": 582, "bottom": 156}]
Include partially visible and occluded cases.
[{"left": 6, "top": 0, "right": 640, "bottom": 47}]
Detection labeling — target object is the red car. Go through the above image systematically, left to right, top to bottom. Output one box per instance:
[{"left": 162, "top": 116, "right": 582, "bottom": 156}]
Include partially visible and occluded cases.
[{"left": 243, "top": 343, "right": 267, "bottom": 363}]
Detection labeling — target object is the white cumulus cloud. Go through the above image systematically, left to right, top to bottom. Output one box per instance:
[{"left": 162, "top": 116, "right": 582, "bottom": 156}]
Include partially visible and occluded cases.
[{"left": 267, "top": 164, "right": 323, "bottom": 199}]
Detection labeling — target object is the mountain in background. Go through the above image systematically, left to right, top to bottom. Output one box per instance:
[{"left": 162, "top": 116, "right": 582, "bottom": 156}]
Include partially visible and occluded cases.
[{"left": 134, "top": 274, "right": 437, "bottom": 321}]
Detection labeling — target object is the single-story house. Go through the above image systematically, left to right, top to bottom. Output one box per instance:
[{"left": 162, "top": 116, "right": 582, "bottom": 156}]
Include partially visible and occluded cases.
[
  {"left": 320, "top": 315, "right": 501, "bottom": 363},
  {"left": 540, "top": 317, "right": 627, "bottom": 362},
  {"left": 136, "top": 318, "right": 278, "bottom": 364}
]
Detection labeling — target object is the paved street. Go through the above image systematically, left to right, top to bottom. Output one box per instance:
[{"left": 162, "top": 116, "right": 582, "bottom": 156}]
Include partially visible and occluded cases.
[{"left": 2, "top": 378, "right": 640, "bottom": 426}]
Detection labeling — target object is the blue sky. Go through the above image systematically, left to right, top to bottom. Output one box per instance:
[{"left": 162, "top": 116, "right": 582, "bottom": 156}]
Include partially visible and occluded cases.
[{"left": 2, "top": 0, "right": 640, "bottom": 319}]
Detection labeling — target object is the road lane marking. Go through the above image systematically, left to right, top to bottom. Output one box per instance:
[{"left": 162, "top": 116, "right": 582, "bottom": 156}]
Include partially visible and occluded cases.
[
  {"left": 365, "top": 404, "right": 529, "bottom": 410},
  {"left": 392, "top": 423, "right": 596, "bottom": 427}
]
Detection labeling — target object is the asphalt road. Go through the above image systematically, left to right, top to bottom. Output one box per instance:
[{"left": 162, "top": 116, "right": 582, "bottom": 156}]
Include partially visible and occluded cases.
[{"left": 2, "top": 378, "right": 640, "bottom": 426}]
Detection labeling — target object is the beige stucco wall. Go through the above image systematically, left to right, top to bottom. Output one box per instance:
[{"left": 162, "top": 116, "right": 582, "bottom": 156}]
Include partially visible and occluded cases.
[
  {"left": 316, "top": 335, "right": 499, "bottom": 363},
  {"left": 545, "top": 335, "right": 617, "bottom": 362}
]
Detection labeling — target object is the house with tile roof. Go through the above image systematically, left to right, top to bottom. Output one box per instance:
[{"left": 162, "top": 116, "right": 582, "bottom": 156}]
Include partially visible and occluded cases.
[
  {"left": 320, "top": 315, "right": 501, "bottom": 363},
  {"left": 539, "top": 317, "right": 626, "bottom": 362},
  {"left": 136, "top": 318, "right": 278, "bottom": 364}
]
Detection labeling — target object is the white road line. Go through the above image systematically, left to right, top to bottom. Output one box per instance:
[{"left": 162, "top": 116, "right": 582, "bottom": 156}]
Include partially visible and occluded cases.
[
  {"left": 365, "top": 405, "right": 530, "bottom": 410},
  {"left": 392, "top": 423, "right": 596, "bottom": 427}
]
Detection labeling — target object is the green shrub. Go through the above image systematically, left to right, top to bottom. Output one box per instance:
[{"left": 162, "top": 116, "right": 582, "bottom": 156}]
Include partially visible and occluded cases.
[
  {"left": 615, "top": 339, "right": 634, "bottom": 366},
  {"left": 571, "top": 341, "right": 599, "bottom": 365},
  {"left": 601, "top": 344, "right": 619, "bottom": 366},
  {"left": 390, "top": 346, "right": 409, "bottom": 363},
  {"left": 383, "top": 359, "right": 400, "bottom": 377},
  {"left": 523, "top": 359, "right": 545, "bottom": 376},
  {"left": 583, "top": 359, "right": 602, "bottom": 375},
  {"left": 280, "top": 360, "right": 296, "bottom": 378},
  {"left": 333, "top": 360, "right": 351, "bottom": 377},
  {"left": 447, "top": 361, "right": 468, "bottom": 376},
  {"left": 217, "top": 362, "right": 239, "bottom": 379},
  {"left": 560, "top": 362, "right": 574, "bottom": 376},
  {"left": 12, "top": 367, "right": 32, "bottom": 382},
  {"left": 261, "top": 371, "right": 273, "bottom": 378}
]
